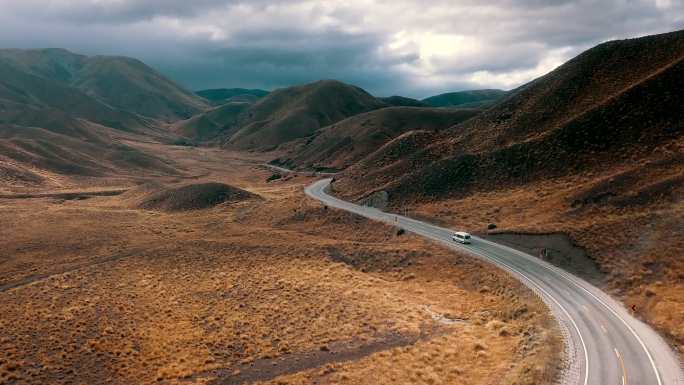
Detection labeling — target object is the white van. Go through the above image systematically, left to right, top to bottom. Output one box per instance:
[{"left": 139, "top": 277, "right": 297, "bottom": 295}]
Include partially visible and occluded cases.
[{"left": 452, "top": 231, "right": 472, "bottom": 244}]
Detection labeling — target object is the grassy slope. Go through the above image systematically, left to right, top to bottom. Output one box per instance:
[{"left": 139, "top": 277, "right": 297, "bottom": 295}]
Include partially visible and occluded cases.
[
  {"left": 333, "top": 30, "right": 684, "bottom": 354},
  {"left": 336, "top": 30, "right": 684, "bottom": 201},
  {"left": 0, "top": 48, "right": 209, "bottom": 121},
  {"left": 0, "top": 49, "right": 195, "bottom": 189},
  {"left": 73, "top": 57, "right": 207, "bottom": 121},
  {"left": 226, "top": 80, "right": 387, "bottom": 150},
  {"left": 196, "top": 88, "right": 269, "bottom": 105},
  {"left": 422, "top": 89, "right": 507, "bottom": 108},
  {"left": 378, "top": 96, "right": 429, "bottom": 107},
  {"left": 171, "top": 102, "right": 251, "bottom": 141},
  {"left": 278, "top": 107, "right": 480, "bottom": 171},
  {"left": 0, "top": 147, "right": 561, "bottom": 384}
]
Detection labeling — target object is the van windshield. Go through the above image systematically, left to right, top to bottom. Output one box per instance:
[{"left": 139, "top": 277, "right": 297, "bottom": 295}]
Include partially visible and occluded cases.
[{"left": 465, "top": 235, "right": 471, "bottom": 239}]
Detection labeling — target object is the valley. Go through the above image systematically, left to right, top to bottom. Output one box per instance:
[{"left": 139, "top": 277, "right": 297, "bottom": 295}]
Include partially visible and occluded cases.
[
  {"left": 0, "top": 26, "right": 682, "bottom": 385},
  {"left": 330, "top": 30, "right": 684, "bottom": 360},
  {"left": 0, "top": 144, "right": 561, "bottom": 385}
]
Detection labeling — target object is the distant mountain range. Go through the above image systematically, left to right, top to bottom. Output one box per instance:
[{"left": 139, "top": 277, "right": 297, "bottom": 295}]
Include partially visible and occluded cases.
[
  {"left": 1, "top": 29, "right": 681, "bottom": 358},
  {"left": 327, "top": 30, "right": 684, "bottom": 351},
  {"left": 334, "top": 30, "right": 684, "bottom": 202},
  {"left": 4, "top": 31, "right": 682, "bottom": 202},
  {"left": 0, "top": 47, "right": 500, "bottom": 185},
  {"left": 0, "top": 48, "right": 209, "bottom": 187},
  {"left": 0, "top": 48, "right": 208, "bottom": 122},
  {"left": 176, "top": 80, "right": 389, "bottom": 148},
  {"left": 178, "top": 83, "right": 502, "bottom": 149},
  {"left": 193, "top": 88, "right": 506, "bottom": 110},
  {"left": 196, "top": 88, "right": 269, "bottom": 105},
  {"left": 421, "top": 89, "right": 507, "bottom": 108},
  {"left": 378, "top": 96, "right": 428, "bottom": 107},
  {"left": 273, "top": 106, "right": 480, "bottom": 172}
]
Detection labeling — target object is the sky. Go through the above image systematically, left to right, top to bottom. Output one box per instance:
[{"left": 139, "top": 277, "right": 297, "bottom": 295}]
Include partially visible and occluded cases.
[{"left": 0, "top": 0, "right": 682, "bottom": 98}]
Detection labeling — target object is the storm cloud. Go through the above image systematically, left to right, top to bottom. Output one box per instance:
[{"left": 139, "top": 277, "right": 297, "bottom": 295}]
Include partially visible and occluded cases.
[{"left": 0, "top": 0, "right": 682, "bottom": 97}]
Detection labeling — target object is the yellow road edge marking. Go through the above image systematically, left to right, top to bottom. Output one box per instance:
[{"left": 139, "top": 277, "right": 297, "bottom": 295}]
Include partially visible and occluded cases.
[{"left": 614, "top": 348, "right": 628, "bottom": 385}]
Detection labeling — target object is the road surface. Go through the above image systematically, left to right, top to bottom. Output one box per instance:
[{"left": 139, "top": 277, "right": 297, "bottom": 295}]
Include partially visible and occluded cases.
[
  {"left": 264, "top": 164, "right": 337, "bottom": 176},
  {"left": 306, "top": 178, "right": 683, "bottom": 385}
]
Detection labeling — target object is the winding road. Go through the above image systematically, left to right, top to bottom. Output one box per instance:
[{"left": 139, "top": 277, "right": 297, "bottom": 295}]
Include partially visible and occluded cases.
[{"left": 305, "top": 178, "right": 683, "bottom": 385}]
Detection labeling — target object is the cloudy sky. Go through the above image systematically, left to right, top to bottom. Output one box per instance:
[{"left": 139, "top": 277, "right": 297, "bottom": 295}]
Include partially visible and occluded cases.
[{"left": 0, "top": 0, "right": 682, "bottom": 97}]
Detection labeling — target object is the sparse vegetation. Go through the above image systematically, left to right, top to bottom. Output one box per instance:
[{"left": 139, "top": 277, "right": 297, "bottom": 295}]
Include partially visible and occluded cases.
[
  {"left": 2, "top": 26, "right": 681, "bottom": 385},
  {"left": 333, "top": 30, "right": 684, "bottom": 355},
  {"left": 225, "top": 80, "right": 387, "bottom": 150},
  {"left": 422, "top": 89, "right": 507, "bottom": 108},
  {"left": 279, "top": 106, "right": 479, "bottom": 171},
  {"left": 171, "top": 138, "right": 197, "bottom": 146},
  {"left": 0, "top": 145, "right": 561, "bottom": 385},
  {"left": 266, "top": 173, "right": 282, "bottom": 182},
  {"left": 136, "top": 182, "right": 259, "bottom": 211}
]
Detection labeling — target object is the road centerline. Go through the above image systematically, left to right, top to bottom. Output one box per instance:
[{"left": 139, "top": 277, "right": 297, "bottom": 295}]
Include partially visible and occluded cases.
[{"left": 304, "top": 178, "right": 683, "bottom": 385}]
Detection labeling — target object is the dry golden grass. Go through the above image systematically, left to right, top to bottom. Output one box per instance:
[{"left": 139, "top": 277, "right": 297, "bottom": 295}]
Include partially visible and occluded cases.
[
  {"left": 0, "top": 144, "right": 561, "bottom": 385},
  {"left": 409, "top": 155, "right": 684, "bottom": 357}
]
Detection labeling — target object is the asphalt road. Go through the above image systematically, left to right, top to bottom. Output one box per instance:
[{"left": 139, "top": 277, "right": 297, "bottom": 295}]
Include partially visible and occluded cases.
[
  {"left": 264, "top": 164, "right": 336, "bottom": 176},
  {"left": 306, "top": 178, "right": 683, "bottom": 385}
]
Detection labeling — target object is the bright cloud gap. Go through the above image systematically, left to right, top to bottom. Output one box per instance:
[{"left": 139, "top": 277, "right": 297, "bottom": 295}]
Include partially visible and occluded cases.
[{"left": 0, "top": 0, "right": 682, "bottom": 97}]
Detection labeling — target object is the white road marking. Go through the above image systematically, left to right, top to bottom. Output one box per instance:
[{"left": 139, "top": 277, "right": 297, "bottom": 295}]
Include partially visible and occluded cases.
[
  {"left": 305, "top": 178, "right": 683, "bottom": 385},
  {"left": 305, "top": 180, "right": 589, "bottom": 385},
  {"left": 475, "top": 236, "right": 664, "bottom": 385},
  {"left": 615, "top": 348, "right": 628, "bottom": 385}
]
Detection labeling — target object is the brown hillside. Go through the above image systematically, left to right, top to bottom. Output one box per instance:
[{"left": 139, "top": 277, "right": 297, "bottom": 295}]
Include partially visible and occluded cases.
[
  {"left": 332, "top": 30, "right": 684, "bottom": 354},
  {"left": 336, "top": 30, "right": 684, "bottom": 202},
  {"left": 453, "top": 30, "right": 684, "bottom": 154},
  {"left": 0, "top": 48, "right": 209, "bottom": 121},
  {"left": 0, "top": 49, "right": 196, "bottom": 190},
  {"left": 73, "top": 56, "right": 208, "bottom": 121},
  {"left": 0, "top": 58, "right": 155, "bottom": 135},
  {"left": 225, "top": 80, "right": 386, "bottom": 150},
  {"left": 196, "top": 88, "right": 268, "bottom": 105},
  {"left": 422, "top": 89, "right": 507, "bottom": 109},
  {"left": 378, "top": 96, "right": 429, "bottom": 107},
  {"left": 171, "top": 102, "right": 251, "bottom": 141},
  {"left": 277, "top": 107, "right": 479, "bottom": 171},
  {"left": 0, "top": 122, "right": 180, "bottom": 190},
  {"left": 0, "top": 145, "right": 560, "bottom": 385},
  {"left": 136, "top": 182, "right": 259, "bottom": 211}
]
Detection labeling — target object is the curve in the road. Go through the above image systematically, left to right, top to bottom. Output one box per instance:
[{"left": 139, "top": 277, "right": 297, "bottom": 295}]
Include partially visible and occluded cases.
[
  {"left": 263, "top": 163, "right": 337, "bottom": 176},
  {"left": 305, "top": 178, "right": 683, "bottom": 385}
]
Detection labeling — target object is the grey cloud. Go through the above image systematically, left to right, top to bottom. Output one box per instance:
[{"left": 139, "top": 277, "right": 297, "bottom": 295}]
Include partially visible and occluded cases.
[
  {"left": 0, "top": 0, "right": 682, "bottom": 98},
  {"left": 11, "top": 0, "right": 239, "bottom": 24},
  {"left": 153, "top": 27, "right": 417, "bottom": 95}
]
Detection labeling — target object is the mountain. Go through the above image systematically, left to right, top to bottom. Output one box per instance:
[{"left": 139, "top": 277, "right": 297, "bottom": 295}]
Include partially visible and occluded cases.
[
  {"left": 331, "top": 30, "right": 684, "bottom": 348},
  {"left": 335, "top": 30, "right": 684, "bottom": 202},
  {"left": 0, "top": 48, "right": 208, "bottom": 121},
  {"left": 0, "top": 48, "right": 193, "bottom": 189},
  {"left": 0, "top": 54, "right": 152, "bottom": 134},
  {"left": 71, "top": 56, "right": 208, "bottom": 121},
  {"left": 225, "top": 80, "right": 387, "bottom": 150},
  {"left": 196, "top": 88, "right": 269, "bottom": 105},
  {"left": 422, "top": 89, "right": 507, "bottom": 108},
  {"left": 378, "top": 96, "right": 429, "bottom": 107},
  {"left": 171, "top": 102, "right": 251, "bottom": 141},
  {"left": 275, "top": 107, "right": 479, "bottom": 172},
  {"left": 0, "top": 119, "right": 180, "bottom": 190}
]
